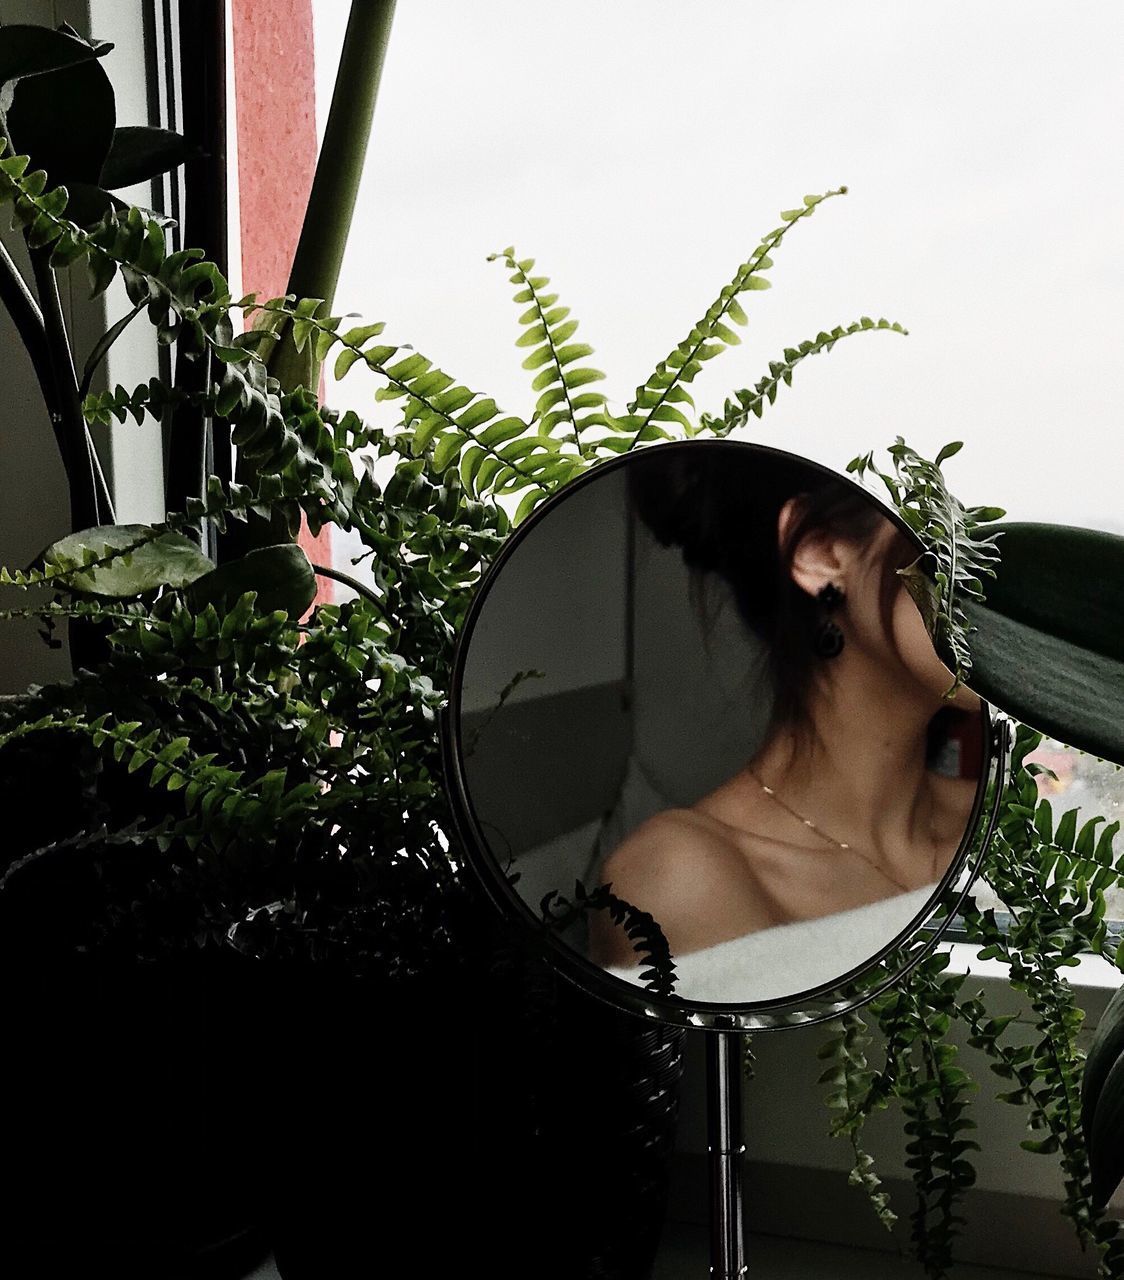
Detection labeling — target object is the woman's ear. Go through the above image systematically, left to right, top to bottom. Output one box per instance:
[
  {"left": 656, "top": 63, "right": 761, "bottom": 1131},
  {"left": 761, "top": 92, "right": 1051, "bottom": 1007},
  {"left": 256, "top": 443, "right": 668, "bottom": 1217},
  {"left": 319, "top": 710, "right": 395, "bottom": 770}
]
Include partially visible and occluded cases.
[{"left": 777, "top": 496, "right": 851, "bottom": 599}]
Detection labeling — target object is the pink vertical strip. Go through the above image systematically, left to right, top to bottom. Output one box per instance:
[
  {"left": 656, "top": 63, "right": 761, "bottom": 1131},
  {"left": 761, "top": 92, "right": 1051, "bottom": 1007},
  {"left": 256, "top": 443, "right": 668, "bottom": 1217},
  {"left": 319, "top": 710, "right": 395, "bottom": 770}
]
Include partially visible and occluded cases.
[{"left": 231, "top": 0, "right": 334, "bottom": 603}]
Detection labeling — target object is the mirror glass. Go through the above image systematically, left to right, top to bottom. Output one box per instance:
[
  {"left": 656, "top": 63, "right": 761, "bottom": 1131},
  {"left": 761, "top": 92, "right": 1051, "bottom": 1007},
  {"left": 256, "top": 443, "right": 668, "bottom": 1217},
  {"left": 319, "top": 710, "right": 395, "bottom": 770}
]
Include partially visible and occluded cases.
[{"left": 451, "top": 441, "right": 993, "bottom": 1010}]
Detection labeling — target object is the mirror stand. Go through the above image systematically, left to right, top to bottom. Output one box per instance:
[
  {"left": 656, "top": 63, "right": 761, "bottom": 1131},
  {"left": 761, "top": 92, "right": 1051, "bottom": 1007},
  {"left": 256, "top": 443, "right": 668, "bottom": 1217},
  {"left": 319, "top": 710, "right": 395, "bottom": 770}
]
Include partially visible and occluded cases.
[
  {"left": 446, "top": 442, "right": 1012, "bottom": 1278},
  {"left": 707, "top": 1030, "right": 747, "bottom": 1278}
]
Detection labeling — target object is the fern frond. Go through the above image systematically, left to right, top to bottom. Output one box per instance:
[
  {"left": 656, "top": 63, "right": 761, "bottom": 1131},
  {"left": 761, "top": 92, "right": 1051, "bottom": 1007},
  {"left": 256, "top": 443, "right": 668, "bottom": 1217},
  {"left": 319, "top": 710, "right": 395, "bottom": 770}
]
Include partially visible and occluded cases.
[
  {"left": 0, "top": 143, "right": 298, "bottom": 468},
  {"left": 624, "top": 187, "right": 847, "bottom": 452},
  {"left": 487, "top": 246, "right": 608, "bottom": 449},
  {"left": 240, "top": 298, "right": 588, "bottom": 521},
  {"left": 245, "top": 300, "right": 530, "bottom": 486},
  {"left": 700, "top": 318, "right": 907, "bottom": 435},
  {"left": 81, "top": 377, "right": 188, "bottom": 427},
  {"left": 847, "top": 439, "right": 1005, "bottom": 694},
  {"left": 0, "top": 526, "right": 167, "bottom": 590},
  {"left": 0, "top": 822, "right": 162, "bottom": 896},
  {"left": 540, "top": 881, "right": 679, "bottom": 998},
  {"left": 818, "top": 1011, "right": 898, "bottom": 1231}
]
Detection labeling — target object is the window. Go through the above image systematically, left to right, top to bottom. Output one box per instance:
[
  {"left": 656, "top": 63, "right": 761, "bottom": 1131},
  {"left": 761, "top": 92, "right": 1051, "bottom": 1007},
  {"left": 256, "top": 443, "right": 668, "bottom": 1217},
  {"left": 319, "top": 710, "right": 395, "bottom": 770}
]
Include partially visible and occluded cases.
[{"left": 310, "top": 0, "right": 1124, "bottom": 919}]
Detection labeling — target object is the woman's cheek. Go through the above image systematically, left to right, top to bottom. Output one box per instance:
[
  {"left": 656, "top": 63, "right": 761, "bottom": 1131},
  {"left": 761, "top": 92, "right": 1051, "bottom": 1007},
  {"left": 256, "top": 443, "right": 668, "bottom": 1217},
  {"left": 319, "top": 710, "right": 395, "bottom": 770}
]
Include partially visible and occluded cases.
[{"left": 892, "top": 591, "right": 957, "bottom": 695}]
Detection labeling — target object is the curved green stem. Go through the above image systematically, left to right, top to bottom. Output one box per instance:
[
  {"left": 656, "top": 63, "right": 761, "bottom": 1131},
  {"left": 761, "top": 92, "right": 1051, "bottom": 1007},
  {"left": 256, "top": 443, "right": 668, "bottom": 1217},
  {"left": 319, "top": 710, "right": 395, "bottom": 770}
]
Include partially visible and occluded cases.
[
  {"left": 265, "top": 0, "right": 398, "bottom": 396},
  {"left": 27, "top": 245, "right": 114, "bottom": 529},
  {"left": 312, "top": 560, "right": 382, "bottom": 610}
]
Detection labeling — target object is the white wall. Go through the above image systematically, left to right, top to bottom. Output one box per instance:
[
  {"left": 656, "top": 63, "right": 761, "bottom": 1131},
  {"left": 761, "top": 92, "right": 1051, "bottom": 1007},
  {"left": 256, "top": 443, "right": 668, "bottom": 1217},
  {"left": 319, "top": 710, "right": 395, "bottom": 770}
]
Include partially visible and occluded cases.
[{"left": 461, "top": 465, "right": 629, "bottom": 714}]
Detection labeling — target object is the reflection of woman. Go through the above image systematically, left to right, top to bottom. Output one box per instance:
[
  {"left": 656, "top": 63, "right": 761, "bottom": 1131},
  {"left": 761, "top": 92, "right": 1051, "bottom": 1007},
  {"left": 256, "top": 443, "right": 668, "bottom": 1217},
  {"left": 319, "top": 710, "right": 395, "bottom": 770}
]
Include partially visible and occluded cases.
[{"left": 590, "top": 453, "right": 982, "bottom": 967}]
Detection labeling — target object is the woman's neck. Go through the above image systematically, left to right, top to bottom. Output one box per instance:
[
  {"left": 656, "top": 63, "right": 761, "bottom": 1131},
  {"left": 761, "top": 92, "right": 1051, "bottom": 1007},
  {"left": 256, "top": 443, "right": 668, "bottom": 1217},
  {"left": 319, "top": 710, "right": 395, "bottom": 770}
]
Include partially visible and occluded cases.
[{"left": 752, "top": 653, "right": 943, "bottom": 868}]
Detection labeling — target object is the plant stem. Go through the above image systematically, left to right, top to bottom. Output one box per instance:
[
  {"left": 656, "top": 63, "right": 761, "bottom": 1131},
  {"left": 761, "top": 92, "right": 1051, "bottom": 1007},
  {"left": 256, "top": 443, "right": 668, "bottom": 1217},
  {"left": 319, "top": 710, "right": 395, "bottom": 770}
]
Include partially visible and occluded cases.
[
  {"left": 264, "top": 0, "right": 397, "bottom": 397},
  {"left": 288, "top": 0, "right": 396, "bottom": 313},
  {"left": 231, "top": 1, "right": 397, "bottom": 557},
  {"left": 1, "top": 106, "right": 110, "bottom": 530},
  {"left": 0, "top": 238, "right": 53, "bottom": 398},
  {"left": 1, "top": 239, "right": 116, "bottom": 529},
  {"left": 26, "top": 245, "right": 114, "bottom": 530},
  {"left": 312, "top": 561, "right": 381, "bottom": 610}
]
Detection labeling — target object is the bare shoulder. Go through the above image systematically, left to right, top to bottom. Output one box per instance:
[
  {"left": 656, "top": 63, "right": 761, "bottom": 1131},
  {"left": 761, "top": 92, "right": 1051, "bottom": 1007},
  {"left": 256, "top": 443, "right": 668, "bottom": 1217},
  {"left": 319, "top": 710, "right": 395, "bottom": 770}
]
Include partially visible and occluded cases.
[
  {"left": 591, "top": 808, "right": 772, "bottom": 964},
  {"left": 600, "top": 808, "right": 732, "bottom": 896}
]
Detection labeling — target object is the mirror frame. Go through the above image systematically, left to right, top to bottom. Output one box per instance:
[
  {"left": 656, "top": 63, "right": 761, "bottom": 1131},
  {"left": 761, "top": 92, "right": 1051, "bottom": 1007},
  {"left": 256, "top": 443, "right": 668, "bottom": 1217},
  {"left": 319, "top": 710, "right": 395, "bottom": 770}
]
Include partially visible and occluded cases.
[{"left": 441, "top": 439, "right": 1012, "bottom": 1031}]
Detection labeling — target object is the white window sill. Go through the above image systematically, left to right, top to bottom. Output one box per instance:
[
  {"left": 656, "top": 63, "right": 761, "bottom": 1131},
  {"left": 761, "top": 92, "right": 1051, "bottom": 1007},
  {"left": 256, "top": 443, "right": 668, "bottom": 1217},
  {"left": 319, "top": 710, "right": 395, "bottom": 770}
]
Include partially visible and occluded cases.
[{"left": 944, "top": 938, "right": 1120, "bottom": 1025}]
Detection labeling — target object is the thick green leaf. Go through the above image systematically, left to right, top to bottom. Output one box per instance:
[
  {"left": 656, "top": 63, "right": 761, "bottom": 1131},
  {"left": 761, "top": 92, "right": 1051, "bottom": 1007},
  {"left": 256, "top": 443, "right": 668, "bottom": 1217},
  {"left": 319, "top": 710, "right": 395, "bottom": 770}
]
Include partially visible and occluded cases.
[
  {"left": 0, "top": 24, "right": 111, "bottom": 102},
  {"left": 5, "top": 40, "right": 115, "bottom": 188},
  {"left": 99, "top": 125, "right": 195, "bottom": 190},
  {"left": 80, "top": 299, "right": 146, "bottom": 395},
  {"left": 965, "top": 522, "right": 1124, "bottom": 765},
  {"left": 42, "top": 524, "right": 213, "bottom": 597},
  {"left": 185, "top": 544, "right": 316, "bottom": 618},
  {"left": 1082, "top": 984, "right": 1124, "bottom": 1147}
]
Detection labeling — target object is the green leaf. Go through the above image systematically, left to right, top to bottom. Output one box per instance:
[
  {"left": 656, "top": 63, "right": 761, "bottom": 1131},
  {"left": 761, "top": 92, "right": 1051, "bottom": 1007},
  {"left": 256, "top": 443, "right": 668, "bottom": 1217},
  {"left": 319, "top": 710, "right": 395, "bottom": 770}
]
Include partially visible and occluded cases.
[
  {"left": 0, "top": 25, "right": 112, "bottom": 90},
  {"left": 6, "top": 37, "right": 116, "bottom": 193},
  {"left": 99, "top": 126, "right": 195, "bottom": 190},
  {"left": 79, "top": 299, "right": 146, "bottom": 396},
  {"left": 340, "top": 321, "right": 386, "bottom": 348},
  {"left": 515, "top": 324, "right": 546, "bottom": 348},
  {"left": 555, "top": 343, "right": 594, "bottom": 367},
  {"left": 520, "top": 345, "right": 555, "bottom": 371},
  {"left": 386, "top": 352, "right": 430, "bottom": 382},
  {"left": 560, "top": 368, "right": 605, "bottom": 389},
  {"left": 456, "top": 398, "right": 498, "bottom": 430},
  {"left": 478, "top": 417, "right": 527, "bottom": 448},
  {"left": 433, "top": 430, "right": 468, "bottom": 472},
  {"left": 460, "top": 445, "right": 486, "bottom": 491},
  {"left": 513, "top": 486, "right": 546, "bottom": 525},
  {"left": 41, "top": 524, "right": 213, "bottom": 597},
  {"left": 184, "top": 544, "right": 316, "bottom": 618},
  {"left": 1054, "top": 807, "right": 1078, "bottom": 851}
]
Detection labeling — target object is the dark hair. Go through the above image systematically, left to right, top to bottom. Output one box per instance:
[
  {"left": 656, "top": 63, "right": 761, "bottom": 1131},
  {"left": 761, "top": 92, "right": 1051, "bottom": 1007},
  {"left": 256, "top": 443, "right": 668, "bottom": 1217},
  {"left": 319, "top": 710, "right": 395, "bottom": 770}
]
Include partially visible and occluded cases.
[{"left": 627, "top": 449, "right": 899, "bottom": 736}]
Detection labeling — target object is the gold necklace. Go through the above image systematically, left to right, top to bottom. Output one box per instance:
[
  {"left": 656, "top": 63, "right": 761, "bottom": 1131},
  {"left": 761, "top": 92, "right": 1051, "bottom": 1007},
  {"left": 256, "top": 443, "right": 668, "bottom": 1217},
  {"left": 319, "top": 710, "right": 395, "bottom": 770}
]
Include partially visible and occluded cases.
[{"left": 743, "top": 766, "right": 937, "bottom": 894}]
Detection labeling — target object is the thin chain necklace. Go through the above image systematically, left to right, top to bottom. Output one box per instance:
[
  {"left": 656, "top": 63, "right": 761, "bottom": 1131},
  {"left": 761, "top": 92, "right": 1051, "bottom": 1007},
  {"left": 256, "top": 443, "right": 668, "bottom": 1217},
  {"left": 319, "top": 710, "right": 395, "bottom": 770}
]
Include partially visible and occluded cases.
[{"left": 743, "top": 765, "right": 938, "bottom": 893}]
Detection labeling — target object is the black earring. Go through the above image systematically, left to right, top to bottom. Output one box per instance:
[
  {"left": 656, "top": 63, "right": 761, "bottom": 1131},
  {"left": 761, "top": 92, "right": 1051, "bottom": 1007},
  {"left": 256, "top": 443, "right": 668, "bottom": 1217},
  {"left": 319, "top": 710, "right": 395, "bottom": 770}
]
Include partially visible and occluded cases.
[{"left": 814, "top": 583, "right": 845, "bottom": 658}]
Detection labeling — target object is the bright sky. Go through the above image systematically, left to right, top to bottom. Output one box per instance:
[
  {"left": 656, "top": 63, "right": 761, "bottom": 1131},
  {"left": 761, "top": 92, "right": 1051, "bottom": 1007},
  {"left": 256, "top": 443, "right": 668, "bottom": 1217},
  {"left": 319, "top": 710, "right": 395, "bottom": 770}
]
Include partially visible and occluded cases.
[{"left": 312, "top": 0, "right": 1123, "bottom": 534}]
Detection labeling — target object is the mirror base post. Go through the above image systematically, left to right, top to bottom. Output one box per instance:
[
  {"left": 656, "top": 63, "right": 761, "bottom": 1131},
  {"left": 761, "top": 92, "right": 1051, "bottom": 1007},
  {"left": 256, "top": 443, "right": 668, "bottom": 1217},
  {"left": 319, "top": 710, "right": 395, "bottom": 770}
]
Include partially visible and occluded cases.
[{"left": 706, "top": 1029, "right": 747, "bottom": 1278}]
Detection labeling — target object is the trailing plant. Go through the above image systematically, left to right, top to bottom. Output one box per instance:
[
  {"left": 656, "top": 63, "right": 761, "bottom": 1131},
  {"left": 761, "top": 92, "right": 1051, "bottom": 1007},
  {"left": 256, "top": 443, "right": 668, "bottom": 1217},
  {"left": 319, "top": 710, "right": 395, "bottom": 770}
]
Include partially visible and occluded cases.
[
  {"left": 814, "top": 447, "right": 1122, "bottom": 1272},
  {"left": 817, "top": 687, "right": 1124, "bottom": 1276}
]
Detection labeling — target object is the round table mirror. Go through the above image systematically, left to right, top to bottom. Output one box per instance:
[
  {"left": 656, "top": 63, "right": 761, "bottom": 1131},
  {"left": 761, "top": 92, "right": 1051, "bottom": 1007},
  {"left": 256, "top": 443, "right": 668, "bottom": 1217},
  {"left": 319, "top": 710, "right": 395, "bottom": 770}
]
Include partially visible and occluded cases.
[{"left": 443, "top": 440, "right": 1009, "bottom": 1030}]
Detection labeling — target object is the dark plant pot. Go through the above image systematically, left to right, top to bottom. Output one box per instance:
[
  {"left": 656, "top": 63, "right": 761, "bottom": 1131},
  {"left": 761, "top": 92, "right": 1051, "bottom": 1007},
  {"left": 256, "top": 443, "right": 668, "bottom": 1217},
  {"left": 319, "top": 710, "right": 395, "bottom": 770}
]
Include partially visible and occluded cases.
[
  {"left": 0, "top": 872, "right": 683, "bottom": 1279},
  {"left": 0, "top": 950, "right": 271, "bottom": 1279},
  {"left": 264, "top": 952, "right": 685, "bottom": 1280}
]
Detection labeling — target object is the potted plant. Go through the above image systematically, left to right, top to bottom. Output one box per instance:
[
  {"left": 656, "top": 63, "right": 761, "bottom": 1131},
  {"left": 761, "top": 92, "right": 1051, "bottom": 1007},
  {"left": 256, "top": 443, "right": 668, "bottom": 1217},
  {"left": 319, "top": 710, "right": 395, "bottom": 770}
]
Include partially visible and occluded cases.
[
  {"left": 2, "top": 12, "right": 1124, "bottom": 1280},
  {"left": 0, "top": 14, "right": 688, "bottom": 1277}
]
